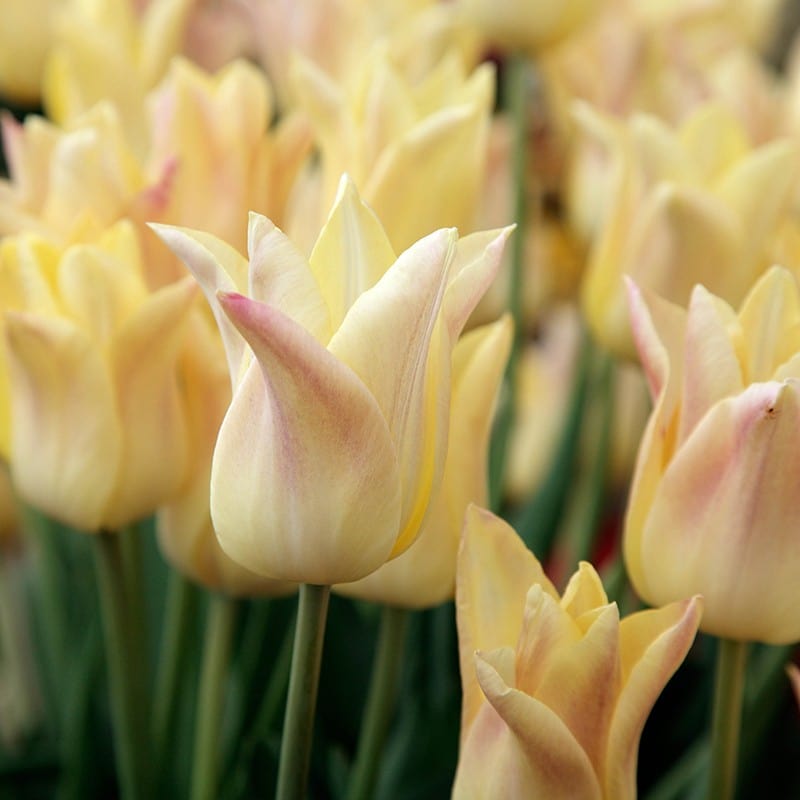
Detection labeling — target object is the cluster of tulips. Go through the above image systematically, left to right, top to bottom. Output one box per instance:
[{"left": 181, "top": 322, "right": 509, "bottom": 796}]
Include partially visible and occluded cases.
[{"left": 1, "top": 0, "right": 800, "bottom": 798}]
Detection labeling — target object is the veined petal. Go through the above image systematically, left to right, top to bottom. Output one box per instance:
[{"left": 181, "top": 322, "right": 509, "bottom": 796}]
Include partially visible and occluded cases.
[
  {"left": 308, "top": 175, "right": 396, "bottom": 329},
  {"left": 248, "top": 211, "right": 332, "bottom": 342},
  {"left": 150, "top": 222, "right": 249, "bottom": 386},
  {"left": 328, "top": 227, "right": 455, "bottom": 550},
  {"left": 105, "top": 277, "right": 196, "bottom": 528},
  {"left": 213, "top": 292, "right": 401, "bottom": 584},
  {"left": 4, "top": 312, "right": 121, "bottom": 531},
  {"left": 639, "top": 381, "right": 800, "bottom": 643},
  {"left": 457, "top": 506, "right": 558, "bottom": 735},
  {"left": 605, "top": 597, "right": 702, "bottom": 800}
]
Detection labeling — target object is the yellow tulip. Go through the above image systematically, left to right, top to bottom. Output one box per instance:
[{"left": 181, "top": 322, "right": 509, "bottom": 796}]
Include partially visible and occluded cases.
[
  {"left": 288, "top": 47, "right": 494, "bottom": 253},
  {"left": 577, "top": 102, "right": 799, "bottom": 358},
  {"left": 155, "top": 176, "right": 510, "bottom": 584},
  {"left": 1, "top": 222, "right": 195, "bottom": 532},
  {"left": 626, "top": 266, "right": 800, "bottom": 643},
  {"left": 157, "top": 312, "right": 294, "bottom": 597},
  {"left": 336, "top": 315, "right": 511, "bottom": 607},
  {"left": 454, "top": 506, "right": 702, "bottom": 799}
]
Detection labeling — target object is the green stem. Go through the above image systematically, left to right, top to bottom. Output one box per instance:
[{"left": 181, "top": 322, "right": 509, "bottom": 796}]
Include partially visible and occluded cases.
[
  {"left": 489, "top": 51, "right": 530, "bottom": 510},
  {"left": 569, "top": 351, "right": 614, "bottom": 567},
  {"left": 120, "top": 524, "right": 150, "bottom": 697},
  {"left": 92, "top": 531, "right": 150, "bottom": 800},
  {"left": 153, "top": 571, "right": 197, "bottom": 790},
  {"left": 276, "top": 584, "right": 331, "bottom": 800},
  {"left": 191, "top": 593, "right": 238, "bottom": 800},
  {"left": 346, "top": 606, "right": 409, "bottom": 800},
  {"left": 708, "top": 639, "right": 748, "bottom": 800}
]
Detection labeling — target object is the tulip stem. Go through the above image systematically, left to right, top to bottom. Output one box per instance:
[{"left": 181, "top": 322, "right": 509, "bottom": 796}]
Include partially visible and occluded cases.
[
  {"left": 489, "top": 51, "right": 530, "bottom": 508},
  {"left": 92, "top": 531, "right": 151, "bottom": 800},
  {"left": 153, "top": 571, "right": 198, "bottom": 791},
  {"left": 276, "top": 583, "right": 331, "bottom": 800},
  {"left": 191, "top": 592, "right": 238, "bottom": 800},
  {"left": 346, "top": 606, "right": 409, "bottom": 800},
  {"left": 708, "top": 638, "right": 748, "bottom": 800}
]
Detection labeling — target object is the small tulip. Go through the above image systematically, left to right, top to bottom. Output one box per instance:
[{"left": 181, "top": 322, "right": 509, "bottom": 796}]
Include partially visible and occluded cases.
[
  {"left": 155, "top": 176, "right": 510, "bottom": 584},
  {"left": 626, "top": 267, "right": 800, "bottom": 643},
  {"left": 454, "top": 506, "right": 702, "bottom": 799}
]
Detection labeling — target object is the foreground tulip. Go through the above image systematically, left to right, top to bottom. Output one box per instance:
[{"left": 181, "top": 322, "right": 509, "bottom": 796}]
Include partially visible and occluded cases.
[
  {"left": 155, "top": 176, "right": 509, "bottom": 584},
  {"left": 1, "top": 222, "right": 195, "bottom": 532},
  {"left": 626, "top": 267, "right": 800, "bottom": 643},
  {"left": 336, "top": 314, "right": 511, "bottom": 607},
  {"left": 454, "top": 506, "right": 702, "bottom": 799}
]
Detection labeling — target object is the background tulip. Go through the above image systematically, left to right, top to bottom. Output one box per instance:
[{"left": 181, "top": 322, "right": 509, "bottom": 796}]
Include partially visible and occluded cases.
[{"left": 626, "top": 267, "right": 800, "bottom": 643}]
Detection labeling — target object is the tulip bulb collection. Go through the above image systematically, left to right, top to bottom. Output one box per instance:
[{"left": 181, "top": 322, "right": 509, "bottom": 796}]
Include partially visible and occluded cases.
[{"left": 2, "top": 1, "right": 800, "bottom": 799}]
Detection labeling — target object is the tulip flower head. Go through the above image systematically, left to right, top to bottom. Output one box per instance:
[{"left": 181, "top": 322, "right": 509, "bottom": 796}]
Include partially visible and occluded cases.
[
  {"left": 155, "top": 176, "right": 510, "bottom": 584},
  {"left": 626, "top": 267, "right": 800, "bottom": 643},
  {"left": 454, "top": 506, "right": 702, "bottom": 799}
]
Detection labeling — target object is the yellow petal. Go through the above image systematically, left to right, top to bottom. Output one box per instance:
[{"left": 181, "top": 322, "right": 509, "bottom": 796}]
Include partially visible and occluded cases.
[
  {"left": 308, "top": 175, "right": 396, "bottom": 329},
  {"left": 328, "top": 228, "right": 455, "bottom": 552},
  {"left": 104, "top": 277, "right": 196, "bottom": 529},
  {"left": 678, "top": 285, "right": 743, "bottom": 443},
  {"left": 212, "top": 293, "right": 401, "bottom": 584},
  {"left": 4, "top": 312, "right": 120, "bottom": 531},
  {"left": 456, "top": 506, "right": 558, "bottom": 736},
  {"left": 561, "top": 561, "right": 609, "bottom": 617},
  {"left": 605, "top": 596, "right": 702, "bottom": 799},
  {"left": 460, "top": 651, "right": 601, "bottom": 800}
]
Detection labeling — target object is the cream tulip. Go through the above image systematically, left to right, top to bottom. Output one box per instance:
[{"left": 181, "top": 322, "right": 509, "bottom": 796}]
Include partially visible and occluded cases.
[{"left": 155, "top": 176, "right": 510, "bottom": 584}]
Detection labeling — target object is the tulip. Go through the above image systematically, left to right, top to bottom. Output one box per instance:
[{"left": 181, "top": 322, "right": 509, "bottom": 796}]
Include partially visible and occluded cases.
[
  {"left": 288, "top": 48, "right": 494, "bottom": 253},
  {"left": 575, "top": 103, "right": 798, "bottom": 358},
  {"left": 155, "top": 175, "right": 510, "bottom": 584},
  {"left": 1, "top": 222, "right": 195, "bottom": 532},
  {"left": 625, "top": 266, "right": 800, "bottom": 643},
  {"left": 336, "top": 314, "right": 511, "bottom": 607},
  {"left": 454, "top": 506, "right": 702, "bottom": 799}
]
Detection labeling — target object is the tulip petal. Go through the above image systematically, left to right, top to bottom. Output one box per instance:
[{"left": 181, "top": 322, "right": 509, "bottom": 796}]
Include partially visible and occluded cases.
[
  {"left": 308, "top": 175, "right": 396, "bottom": 329},
  {"left": 247, "top": 212, "right": 332, "bottom": 342},
  {"left": 151, "top": 222, "right": 250, "bottom": 385},
  {"left": 328, "top": 227, "right": 455, "bottom": 553},
  {"left": 444, "top": 227, "right": 513, "bottom": 343},
  {"left": 738, "top": 266, "right": 800, "bottom": 382},
  {"left": 102, "top": 277, "right": 195, "bottom": 529},
  {"left": 678, "top": 285, "right": 742, "bottom": 443},
  {"left": 213, "top": 292, "right": 401, "bottom": 584},
  {"left": 4, "top": 312, "right": 121, "bottom": 531},
  {"left": 336, "top": 317, "right": 512, "bottom": 608},
  {"left": 639, "top": 380, "right": 800, "bottom": 642},
  {"left": 457, "top": 506, "right": 558, "bottom": 735},
  {"left": 561, "top": 561, "right": 609, "bottom": 618},
  {"left": 516, "top": 590, "right": 620, "bottom": 776},
  {"left": 605, "top": 597, "right": 702, "bottom": 799},
  {"left": 458, "top": 651, "right": 602, "bottom": 800}
]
